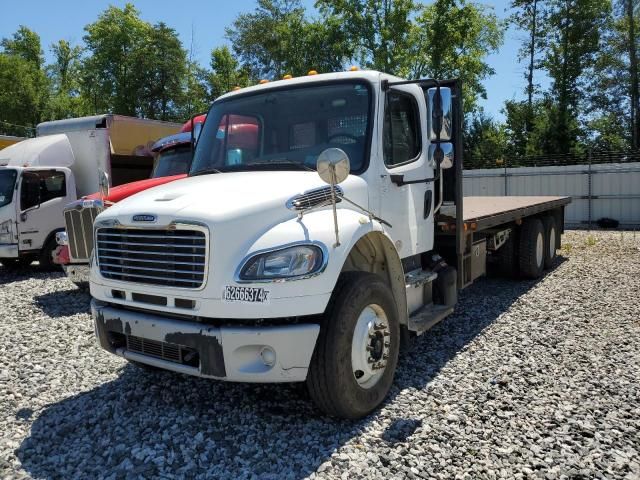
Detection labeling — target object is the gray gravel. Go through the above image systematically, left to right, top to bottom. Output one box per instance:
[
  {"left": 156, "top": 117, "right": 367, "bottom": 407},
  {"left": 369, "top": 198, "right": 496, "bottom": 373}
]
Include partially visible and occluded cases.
[{"left": 1, "top": 230, "right": 639, "bottom": 479}]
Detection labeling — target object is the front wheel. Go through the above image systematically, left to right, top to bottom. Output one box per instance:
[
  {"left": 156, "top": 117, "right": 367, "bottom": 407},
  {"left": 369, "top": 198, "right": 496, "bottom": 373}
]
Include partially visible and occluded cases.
[{"left": 307, "top": 272, "right": 400, "bottom": 419}]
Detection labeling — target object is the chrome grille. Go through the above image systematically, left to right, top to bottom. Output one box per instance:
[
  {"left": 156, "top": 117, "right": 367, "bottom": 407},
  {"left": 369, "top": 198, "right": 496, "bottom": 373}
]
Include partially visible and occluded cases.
[
  {"left": 287, "top": 186, "right": 343, "bottom": 211},
  {"left": 64, "top": 202, "right": 104, "bottom": 261},
  {"left": 96, "top": 227, "right": 207, "bottom": 288},
  {"left": 126, "top": 335, "right": 182, "bottom": 363}
]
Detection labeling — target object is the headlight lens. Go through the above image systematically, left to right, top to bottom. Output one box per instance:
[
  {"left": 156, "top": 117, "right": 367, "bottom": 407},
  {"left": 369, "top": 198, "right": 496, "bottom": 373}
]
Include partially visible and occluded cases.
[
  {"left": 0, "top": 220, "right": 13, "bottom": 243},
  {"left": 239, "top": 245, "right": 324, "bottom": 281}
]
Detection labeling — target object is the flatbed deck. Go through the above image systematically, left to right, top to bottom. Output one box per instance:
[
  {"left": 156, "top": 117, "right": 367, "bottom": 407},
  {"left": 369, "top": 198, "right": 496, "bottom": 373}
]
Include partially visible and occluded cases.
[{"left": 461, "top": 196, "right": 571, "bottom": 231}]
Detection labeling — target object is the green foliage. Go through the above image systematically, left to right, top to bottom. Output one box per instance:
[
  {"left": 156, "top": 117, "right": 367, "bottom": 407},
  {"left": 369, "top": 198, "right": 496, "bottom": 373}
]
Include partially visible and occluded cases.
[
  {"left": 227, "top": 0, "right": 351, "bottom": 79},
  {"left": 315, "top": 0, "right": 416, "bottom": 73},
  {"left": 407, "top": 0, "right": 505, "bottom": 114},
  {"left": 540, "top": 0, "right": 611, "bottom": 153},
  {"left": 140, "top": 22, "right": 188, "bottom": 120},
  {"left": 0, "top": 26, "right": 48, "bottom": 133},
  {"left": 1, "top": 26, "right": 44, "bottom": 68},
  {"left": 46, "top": 40, "right": 85, "bottom": 119},
  {"left": 208, "top": 46, "right": 250, "bottom": 99},
  {"left": 464, "top": 112, "right": 508, "bottom": 168}
]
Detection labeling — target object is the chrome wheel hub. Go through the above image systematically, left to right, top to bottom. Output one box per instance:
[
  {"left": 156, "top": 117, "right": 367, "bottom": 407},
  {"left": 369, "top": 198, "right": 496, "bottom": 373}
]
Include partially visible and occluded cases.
[{"left": 351, "top": 304, "right": 390, "bottom": 389}]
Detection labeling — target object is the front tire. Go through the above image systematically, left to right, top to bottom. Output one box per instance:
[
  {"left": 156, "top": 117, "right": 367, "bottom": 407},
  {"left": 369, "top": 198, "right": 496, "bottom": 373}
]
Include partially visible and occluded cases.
[
  {"left": 38, "top": 238, "right": 59, "bottom": 271},
  {"left": 307, "top": 272, "right": 400, "bottom": 419}
]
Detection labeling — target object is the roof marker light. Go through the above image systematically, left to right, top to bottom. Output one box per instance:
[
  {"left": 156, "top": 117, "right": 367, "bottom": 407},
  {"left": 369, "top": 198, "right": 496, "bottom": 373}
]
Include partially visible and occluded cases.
[
  {"left": 349, "top": 66, "right": 359, "bottom": 71},
  {"left": 308, "top": 70, "right": 318, "bottom": 75},
  {"left": 283, "top": 74, "right": 293, "bottom": 80},
  {"left": 259, "top": 79, "right": 269, "bottom": 84},
  {"left": 232, "top": 86, "right": 241, "bottom": 91}
]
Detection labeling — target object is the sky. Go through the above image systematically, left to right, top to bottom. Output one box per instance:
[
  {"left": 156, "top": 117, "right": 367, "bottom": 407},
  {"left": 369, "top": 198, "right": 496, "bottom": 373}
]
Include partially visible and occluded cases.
[{"left": 0, "top": 0, "right": 543, "bottom": 120}]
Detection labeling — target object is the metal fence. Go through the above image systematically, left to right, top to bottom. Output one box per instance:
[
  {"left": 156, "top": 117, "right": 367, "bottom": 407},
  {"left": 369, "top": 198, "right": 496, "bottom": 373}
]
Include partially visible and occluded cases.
[{"left": 464, "top": 151, "right": 640, "bottom": 228}]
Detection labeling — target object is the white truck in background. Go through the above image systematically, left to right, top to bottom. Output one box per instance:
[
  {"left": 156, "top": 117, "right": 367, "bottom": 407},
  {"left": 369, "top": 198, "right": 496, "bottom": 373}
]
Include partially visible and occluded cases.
[
  {"left": 89, "top": 71, "right": 570, "bottom": 418},
  {"left": 0, "top": 115, "right": 180, "bottom": 269}
]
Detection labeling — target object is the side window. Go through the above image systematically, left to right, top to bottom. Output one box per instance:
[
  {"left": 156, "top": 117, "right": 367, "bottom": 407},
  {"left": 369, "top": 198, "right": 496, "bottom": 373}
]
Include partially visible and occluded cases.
[
  {"left": 383, "top": 91, "right": 421, "bottom": 167},
  {"left": 20, "top": 171, "right": 66, "bottom": 210}
]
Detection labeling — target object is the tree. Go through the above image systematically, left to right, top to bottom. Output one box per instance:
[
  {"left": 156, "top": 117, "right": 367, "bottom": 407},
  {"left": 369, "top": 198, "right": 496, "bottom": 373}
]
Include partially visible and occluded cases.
[
  {"left": 227, "top": 0, "right": 351, "bottom": 78},
  {"left": 315, "top": 0, "right": 416, "bottom": 73},
  {"left": 407, "top": 0, "right": 505, "bottom": 115},
  {"left": 509, "top": 0, "right": 544, "bottom": 135},
  {"left": 541, "top": 0, "right": 610, "bottom": 153},
  {"left": 81, "top": 4, "right": 152, "bottom": 116},
  {"left": 140, "top": 22, "right": 188, "bottom": 120},
  {"left": 0, "top": 26, "right": 48, "bottom": 133},
  {"left": 1, "top": 26, "right": 44, "bottom": 69},
  {"left": 46, "top": 40, "right": 85, "bottom": 119},
  {"left": 208, "top": 46, "right": 250, "bottom": 99},
  {"left": 465, "top": 111, "right": 508, "bottom": 167}
]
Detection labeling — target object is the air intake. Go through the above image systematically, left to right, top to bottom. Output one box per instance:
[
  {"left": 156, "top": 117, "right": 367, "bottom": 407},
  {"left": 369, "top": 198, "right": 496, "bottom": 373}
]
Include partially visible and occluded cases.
[{"left": 287, "top": 186, "right": 343, "bottom": 211}]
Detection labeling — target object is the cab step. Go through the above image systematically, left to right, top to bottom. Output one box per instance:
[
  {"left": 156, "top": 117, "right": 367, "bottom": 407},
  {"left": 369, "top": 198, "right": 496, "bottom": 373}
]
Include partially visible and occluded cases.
[{"left": 408, "top": 303, "right": 454, "bottom": 335}]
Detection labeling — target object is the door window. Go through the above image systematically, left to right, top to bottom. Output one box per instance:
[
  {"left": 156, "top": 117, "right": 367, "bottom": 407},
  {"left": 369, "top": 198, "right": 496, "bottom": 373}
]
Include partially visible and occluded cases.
[
  {"left": 383, "top": 91, "right": 421, "bottom": 167},
  {"left": 21, "top": 171, "right": 66, "bottom": 210}
]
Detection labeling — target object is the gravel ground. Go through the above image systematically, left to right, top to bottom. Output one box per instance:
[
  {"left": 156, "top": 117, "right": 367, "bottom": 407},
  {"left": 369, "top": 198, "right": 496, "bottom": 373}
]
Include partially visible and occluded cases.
[{"left": 0, "top": 230, "right": 639, "bottom": 480}]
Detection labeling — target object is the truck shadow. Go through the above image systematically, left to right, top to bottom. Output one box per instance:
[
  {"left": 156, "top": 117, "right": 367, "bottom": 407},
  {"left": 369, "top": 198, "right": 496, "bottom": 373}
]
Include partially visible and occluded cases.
[
  {"left": 15, "top": 258, "right": 566, "bottom": 479},
  {"left": 0, "top": 265, "right": 64, "bottom": 286},
  {"left": 33, "top": 287, "right": 91, "bottom": 318}
]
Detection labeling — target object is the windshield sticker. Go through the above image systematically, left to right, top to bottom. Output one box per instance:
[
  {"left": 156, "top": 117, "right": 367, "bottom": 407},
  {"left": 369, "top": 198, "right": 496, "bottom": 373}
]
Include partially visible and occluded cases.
[{"left": 222, "top": 286, "right": 270, "bottom": 304}]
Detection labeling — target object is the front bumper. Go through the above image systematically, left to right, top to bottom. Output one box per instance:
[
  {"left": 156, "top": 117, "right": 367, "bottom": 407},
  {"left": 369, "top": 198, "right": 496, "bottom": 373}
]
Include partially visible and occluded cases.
[
  {"left": 0, "top": 244, "right": 18, "bottom": 258},
  {"left": 63, "top": 263, "right": 90, "bottom": 284},
  {"left": 91, "top": 300, "right": 320, "bottom": 382}
]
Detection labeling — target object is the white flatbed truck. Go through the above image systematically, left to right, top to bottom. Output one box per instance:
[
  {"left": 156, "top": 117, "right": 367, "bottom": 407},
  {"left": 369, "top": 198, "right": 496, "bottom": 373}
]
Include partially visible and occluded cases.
[{"left": 89, "top": 71, "right": 570, "bottom": 418}]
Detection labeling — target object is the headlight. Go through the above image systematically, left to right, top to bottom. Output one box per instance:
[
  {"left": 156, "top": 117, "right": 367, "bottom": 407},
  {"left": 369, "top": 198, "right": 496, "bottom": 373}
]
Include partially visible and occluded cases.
[
  {"left": 0, "top": 220, "right": 13, "bottom": 243},
  {"left": 239, "top": 244, "right": 325, "bottom": 281}
]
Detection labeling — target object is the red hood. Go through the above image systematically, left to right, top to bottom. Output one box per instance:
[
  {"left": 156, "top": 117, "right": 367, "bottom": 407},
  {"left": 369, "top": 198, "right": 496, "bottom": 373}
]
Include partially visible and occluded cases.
[{"left": 85, "top": 174, "right": 187, "bottom": 203}]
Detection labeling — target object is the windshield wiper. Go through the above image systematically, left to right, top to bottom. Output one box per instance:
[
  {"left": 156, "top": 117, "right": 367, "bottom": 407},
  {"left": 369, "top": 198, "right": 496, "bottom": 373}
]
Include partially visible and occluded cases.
[
  {"left": 243, "top": 161, "right": 314, "bottom": 172},
  {"left": 191, "top": 167, "right": 223, "bottom": 177}
]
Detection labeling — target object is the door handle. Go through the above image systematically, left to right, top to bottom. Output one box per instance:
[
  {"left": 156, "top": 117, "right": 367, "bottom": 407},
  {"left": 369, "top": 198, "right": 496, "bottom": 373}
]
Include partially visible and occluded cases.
[
  {"left": 390, "top": 174, "right": 435, "bottom": 186},
  {"left": 424, "top": 190, "right": 433, "bottom": 219}
]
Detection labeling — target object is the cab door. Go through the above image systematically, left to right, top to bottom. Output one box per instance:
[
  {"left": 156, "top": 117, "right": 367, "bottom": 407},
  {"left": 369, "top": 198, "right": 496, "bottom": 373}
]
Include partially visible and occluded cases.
[
  {"left": 378, "top": 86, "right": 435, "bottom": 258},
  {"left": 17, "top": 168, "right": 75, "bottom": 252}
]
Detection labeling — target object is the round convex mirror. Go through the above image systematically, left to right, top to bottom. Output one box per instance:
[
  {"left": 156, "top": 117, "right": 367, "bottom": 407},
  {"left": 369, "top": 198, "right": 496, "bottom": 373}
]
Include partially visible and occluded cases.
[{"left": 317, "top": 148, "right": 350, "bottom": 185}]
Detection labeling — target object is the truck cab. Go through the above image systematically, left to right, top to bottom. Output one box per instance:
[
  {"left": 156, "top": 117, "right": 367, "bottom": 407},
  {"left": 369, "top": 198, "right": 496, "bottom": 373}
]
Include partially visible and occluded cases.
[
  {"left": 89, "top": 71, "right": 569, "bottom": 418},
  {"left": 0, "top": 136, "right": 78, "bottom": 268}
]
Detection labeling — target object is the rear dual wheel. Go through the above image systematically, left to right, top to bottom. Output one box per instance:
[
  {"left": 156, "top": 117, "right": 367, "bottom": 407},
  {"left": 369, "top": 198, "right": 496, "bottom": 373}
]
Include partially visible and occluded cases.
[
  {"left": 518, "top": 216, "right": 558, "bottom": 279},
  {"left": 307, "top": 272, "right": 400, "bottom": 419}
]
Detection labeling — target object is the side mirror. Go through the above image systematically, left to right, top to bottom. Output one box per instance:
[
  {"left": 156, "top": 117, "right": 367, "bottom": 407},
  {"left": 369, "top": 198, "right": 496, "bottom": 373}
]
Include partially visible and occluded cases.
[
  {"left": 427, "top": 87, "right": 452, "bottom": 142},
  {"left": 428, "top": 142, "right": 454, "bottom": 169},
  {"left": 317, "top": 148, "right": 350, "bottom": 185},
  {"left": 98, "top": 170, "right": 109, "bottom": 200}
]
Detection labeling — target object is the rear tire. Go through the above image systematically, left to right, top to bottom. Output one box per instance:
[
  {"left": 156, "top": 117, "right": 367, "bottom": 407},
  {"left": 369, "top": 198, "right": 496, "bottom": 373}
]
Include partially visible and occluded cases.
[
  {"left": 541, "top": 216, "right": 557, "bottom": 269},
  {"left": 518, "top": 218, "right": 545, "bottom": 279},
  {"left": 307, "top": 272, "right": 400, "bottom": 419}
]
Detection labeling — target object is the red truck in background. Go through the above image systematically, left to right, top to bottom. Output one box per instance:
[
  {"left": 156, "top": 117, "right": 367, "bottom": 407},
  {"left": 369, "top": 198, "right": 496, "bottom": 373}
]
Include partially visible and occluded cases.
[{"left": 55, "top": 116, "right": 206, "bottom": 286}]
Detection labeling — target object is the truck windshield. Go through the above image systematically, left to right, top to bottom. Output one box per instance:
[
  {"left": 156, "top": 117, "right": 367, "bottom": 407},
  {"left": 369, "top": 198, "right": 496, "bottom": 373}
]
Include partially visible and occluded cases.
[
  {"left": 190, "top": 81, "right": 372, "bottom": 176},
  {"left": 152, "top": 145, "right": 192, "bottom": 178},
  {"left": 0, "top": 169, "right": 17, "bottom": 208}
]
